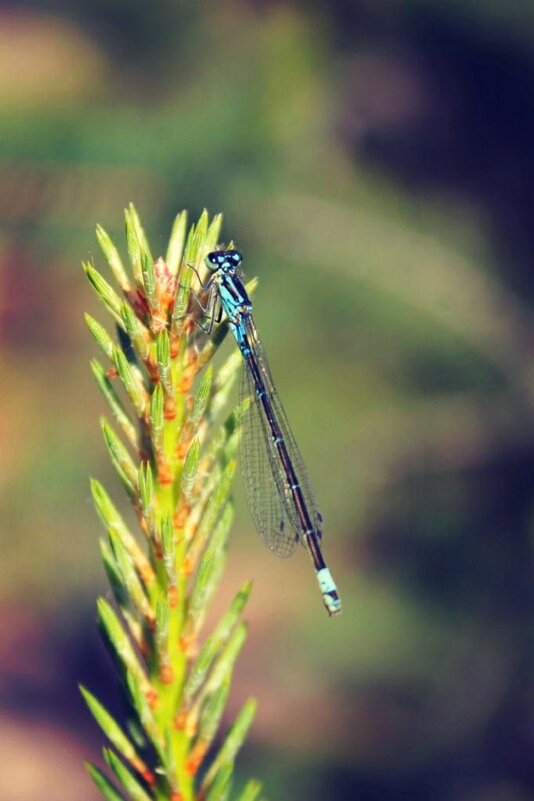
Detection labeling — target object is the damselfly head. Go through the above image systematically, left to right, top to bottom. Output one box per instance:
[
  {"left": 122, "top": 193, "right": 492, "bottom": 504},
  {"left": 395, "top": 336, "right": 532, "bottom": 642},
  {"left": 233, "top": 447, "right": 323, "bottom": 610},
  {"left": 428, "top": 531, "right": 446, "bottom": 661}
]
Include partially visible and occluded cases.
[{"left": 205, "top": 249, "right": 242, "bottom": 272}]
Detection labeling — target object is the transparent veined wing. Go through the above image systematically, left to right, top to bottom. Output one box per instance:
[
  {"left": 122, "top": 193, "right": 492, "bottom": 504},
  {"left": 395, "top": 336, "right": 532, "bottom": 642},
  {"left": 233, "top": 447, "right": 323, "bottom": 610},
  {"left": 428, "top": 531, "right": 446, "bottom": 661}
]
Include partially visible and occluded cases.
[
  {"left": 238, "top": 316, "right": 323, "bottom": 558},
  {"left": 239, "top": 361, "right": 298, "bottom": 558}
]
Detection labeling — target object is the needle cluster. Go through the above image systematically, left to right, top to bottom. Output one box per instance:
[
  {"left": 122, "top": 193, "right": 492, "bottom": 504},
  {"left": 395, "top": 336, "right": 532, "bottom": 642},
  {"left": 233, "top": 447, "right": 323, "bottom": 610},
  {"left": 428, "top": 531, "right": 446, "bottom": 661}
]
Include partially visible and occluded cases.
[{"left": 81, "top": 205, "right": 260, "bottom": 801}]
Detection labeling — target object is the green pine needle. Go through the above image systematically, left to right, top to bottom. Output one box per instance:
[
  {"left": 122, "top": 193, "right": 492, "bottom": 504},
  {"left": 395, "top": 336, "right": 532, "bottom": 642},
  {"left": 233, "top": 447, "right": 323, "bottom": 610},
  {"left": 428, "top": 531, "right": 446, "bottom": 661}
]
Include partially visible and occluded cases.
[
  {"left": 86, "top": 763, "right": 127, "bottom": 801},
  {"left": 235, "top": 780, "right": 262, "bottom": 801}
]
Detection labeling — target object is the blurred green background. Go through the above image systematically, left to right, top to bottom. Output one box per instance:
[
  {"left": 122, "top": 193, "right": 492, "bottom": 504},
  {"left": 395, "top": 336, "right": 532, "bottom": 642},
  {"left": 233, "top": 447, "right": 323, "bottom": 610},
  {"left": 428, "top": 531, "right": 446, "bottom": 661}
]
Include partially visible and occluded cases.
[{"left": 1, "top": 2, "right": 533, "bottom": 800}]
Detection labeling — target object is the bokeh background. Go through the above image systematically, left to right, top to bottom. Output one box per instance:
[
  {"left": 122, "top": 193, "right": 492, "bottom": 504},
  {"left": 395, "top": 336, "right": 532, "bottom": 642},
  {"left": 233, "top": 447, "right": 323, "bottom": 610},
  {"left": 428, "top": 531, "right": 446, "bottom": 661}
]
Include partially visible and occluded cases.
[{"left": 1, "top": 2, "right": 533, "bottom": 800}]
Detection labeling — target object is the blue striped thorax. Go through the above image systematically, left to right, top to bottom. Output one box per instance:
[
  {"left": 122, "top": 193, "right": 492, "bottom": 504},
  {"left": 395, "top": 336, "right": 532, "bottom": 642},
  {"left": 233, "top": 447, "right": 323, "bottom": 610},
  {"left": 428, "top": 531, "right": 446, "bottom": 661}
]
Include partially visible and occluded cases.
[{"left": 205, "top": 249, "right": 252, "bottom": 321}]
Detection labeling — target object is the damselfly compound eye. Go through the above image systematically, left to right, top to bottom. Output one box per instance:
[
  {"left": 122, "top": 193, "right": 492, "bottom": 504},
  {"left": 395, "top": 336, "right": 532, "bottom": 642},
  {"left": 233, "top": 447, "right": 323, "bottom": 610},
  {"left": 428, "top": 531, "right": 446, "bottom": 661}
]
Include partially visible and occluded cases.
[
  {"left": 227, "top": 250, "right": 243, "bottom": 267},
  {"left": 205, "top": 251, "right": 224, "bottom": 271}
]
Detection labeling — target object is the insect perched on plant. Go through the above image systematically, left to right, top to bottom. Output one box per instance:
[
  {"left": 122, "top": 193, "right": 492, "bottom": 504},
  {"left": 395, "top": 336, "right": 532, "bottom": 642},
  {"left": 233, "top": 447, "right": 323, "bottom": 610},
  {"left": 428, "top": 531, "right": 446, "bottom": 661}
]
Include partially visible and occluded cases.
[{"left": 185, "top": 248, "right": 342, "bottom": 617}]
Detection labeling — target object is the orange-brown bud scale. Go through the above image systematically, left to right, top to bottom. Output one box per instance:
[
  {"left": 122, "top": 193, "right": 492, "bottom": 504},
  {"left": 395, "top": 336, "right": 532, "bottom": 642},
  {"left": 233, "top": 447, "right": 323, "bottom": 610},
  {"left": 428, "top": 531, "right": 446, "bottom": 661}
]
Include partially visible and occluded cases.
[
  {"left": 154, "top": 258, "right": 177, "bottom": 309},
  {"left": 129, "top": 288, "right": 150, "bottom": 319},
  {"left": 151, "top": 312, "right": 168, "bottom": 335},
  {"left": 170, "top": 335, "right": 181, "bottom": 359},
  {"left": 179, "top": 349, "right": 199, "bottom": 390},
  {"left": 186, "top": 349, "right": 197, "bottom": 367},
  {"left": 145, "top": 359, "right": 159, "bottom": 382},
  {"left": 106, "top": 367, "right": 119, "bottom": 379},
  {"left": 179, "top": 368, "right": 199, "bottom": 394},
  {"left": 179, "top": 374, "right": 192, "bottom": 394},
  {"left": 164, "top": 396, "right": 177, "bottom": 420},
  {"left": 177, "top": 425, "right": 193, "bottom": 457},
  {"left": 138, "top": 429, "right": 152, "bottom": 464},
  {"left": 157, "top": 462, "right": 173, "bottom": 485},
  {"left": 173, "top": 503, "right": 189, "bottom": 529},
  {"left": 139, "top": 515, "right": 148, "bottom": 534},
  {"left": 184, "top": 519, "right": 198, "bottom": 544},
  {"left": 183, "top": 556, "right": 193, "bottom": 577},
  {"left": 139, "top": 564, "right": 156, "bottom": 586},
  {"left": 168, "top": 585, "right": 178, "bottom": 608},
  {"left": 179, "top": 630, "right": 197, "bottom": 658},
  {"left": 140, "top": 636, "right": 152, "bottom": 660},
  {"left": 159, "top": 663, "right": 174, "bottom": 684},
  {"left": 146, "top": 688, "right": 159, "bottom": 709},
  {"left": 174, "top": 710, "right": 187, "bottom": 730},
  {"left": 184, "top": 710, "right": 199, "bottom": 739},
  {"left": 185, "top": 743, "right": 207, "bottom": 776},
  {"left": 132, "top": 758, "right": 155, "bottom": 786},
  {"left": 143, "top": 769, "right": 157, "bottom": 787},
  {"left": 170, "top": 792, "right": 183, "bottom": 801}
]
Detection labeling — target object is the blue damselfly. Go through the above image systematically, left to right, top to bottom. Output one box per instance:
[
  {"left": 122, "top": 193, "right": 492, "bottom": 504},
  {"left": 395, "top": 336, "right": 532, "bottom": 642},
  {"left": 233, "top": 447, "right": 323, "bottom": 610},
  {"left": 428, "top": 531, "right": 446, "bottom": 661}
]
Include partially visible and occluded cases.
[{"left": 190, "top": 249, "right": 342, "bottom": 617}]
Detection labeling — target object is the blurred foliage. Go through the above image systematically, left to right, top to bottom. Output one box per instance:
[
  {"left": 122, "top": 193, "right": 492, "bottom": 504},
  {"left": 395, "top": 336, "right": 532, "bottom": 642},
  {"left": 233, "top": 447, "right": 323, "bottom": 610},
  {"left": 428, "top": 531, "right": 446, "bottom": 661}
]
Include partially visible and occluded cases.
[{"left": 0, "top": 2, "right": 533, "bottom": 801}]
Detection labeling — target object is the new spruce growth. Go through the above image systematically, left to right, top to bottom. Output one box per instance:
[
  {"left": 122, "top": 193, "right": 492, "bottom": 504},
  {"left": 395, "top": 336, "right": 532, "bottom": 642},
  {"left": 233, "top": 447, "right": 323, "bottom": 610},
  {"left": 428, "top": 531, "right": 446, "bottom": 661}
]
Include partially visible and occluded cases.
[{"left": 82, "top": 206, "right": 261, "bottom": 801}]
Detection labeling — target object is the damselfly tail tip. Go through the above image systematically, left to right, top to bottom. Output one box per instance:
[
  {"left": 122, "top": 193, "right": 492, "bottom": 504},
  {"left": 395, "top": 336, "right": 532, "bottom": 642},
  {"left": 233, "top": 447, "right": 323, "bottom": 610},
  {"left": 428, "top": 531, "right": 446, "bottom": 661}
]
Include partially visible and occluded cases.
[
  {"left": 316, "top": 567, "right": 343, "bottom": 617},
  {"left": 324, "top": 591, "right": 342, "bottom": 616}
]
